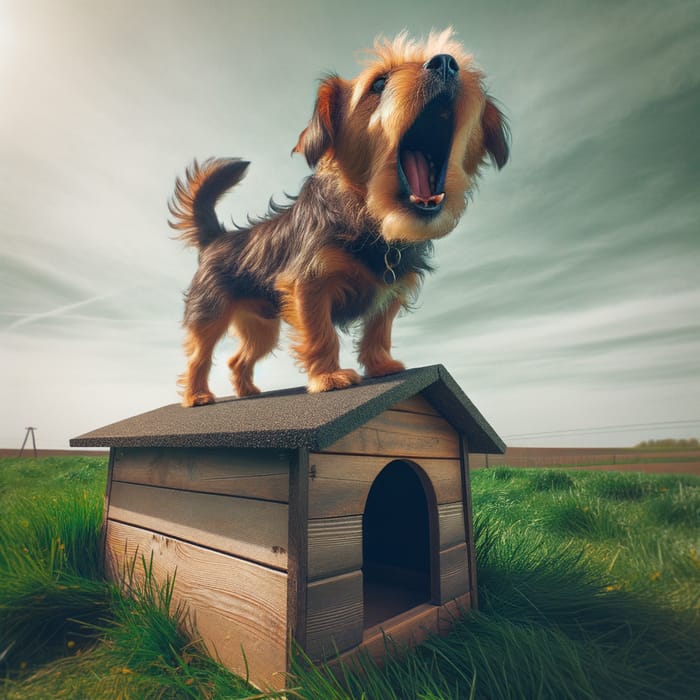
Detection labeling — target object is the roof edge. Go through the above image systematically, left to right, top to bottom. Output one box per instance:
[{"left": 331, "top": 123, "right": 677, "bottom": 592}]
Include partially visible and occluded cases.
[
  {"left": 312, "top": 365, "right": 442, "bottom": 450},
  {"left": 423, "top": 366, "right": 506, "bottom": 454}
]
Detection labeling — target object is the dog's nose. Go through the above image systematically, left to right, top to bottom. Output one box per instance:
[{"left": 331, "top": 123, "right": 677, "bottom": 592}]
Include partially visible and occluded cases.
[{"left": 424, "top": 54, "right": 459, "bottom": 81}]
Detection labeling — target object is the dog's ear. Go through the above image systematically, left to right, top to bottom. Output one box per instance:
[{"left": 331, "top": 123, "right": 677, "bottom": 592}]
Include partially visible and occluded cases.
[
  {"left": 293, "top": 75, "right": 344, "bottom": 168},
  {"left": 482, "top": 97, "right": 510, "bottom": 170}
]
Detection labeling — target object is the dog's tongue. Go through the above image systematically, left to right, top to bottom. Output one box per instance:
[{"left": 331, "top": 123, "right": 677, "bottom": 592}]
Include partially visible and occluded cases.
[{"left": 402, "top": 150, "right": 432, "bottom": 197}]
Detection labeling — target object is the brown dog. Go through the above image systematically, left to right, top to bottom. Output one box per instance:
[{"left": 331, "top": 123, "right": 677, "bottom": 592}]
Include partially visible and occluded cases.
[{"left": 169, "top": 29, "right": 509, "bottom": 406}]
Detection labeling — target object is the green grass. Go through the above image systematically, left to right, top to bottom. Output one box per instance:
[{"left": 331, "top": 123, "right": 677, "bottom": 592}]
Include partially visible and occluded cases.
[
  {"left": 634, "top": 438, "right": 699, "bottom": 451},
  {"left": 1, "top": 457, "right": 699, "bottom": 698}
]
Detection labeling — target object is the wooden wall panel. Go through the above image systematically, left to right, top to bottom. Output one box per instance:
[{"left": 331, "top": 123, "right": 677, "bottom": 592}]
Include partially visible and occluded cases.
[
  {"left": 391, "top": 394, "right": 440, "bottom": 416},
  {"left": 324, "top": 410, "right": 460, "bottom": 459},
  {"left": 459, "top": 435, "right": 479, "bottom": 609},
  {"left": 112, "top": 447, "right": 290, "bottom": 502},
  {"left": 99, "top": 448, "right": 116, "bottom": 573},
  {"left": 287, "top": 448, "right": 309, "bottom": 651},
  {"left": 308, "top": 453, "right": 463, "bottom": 519},
  {"left": 108, "top": 481, "right": 288, "bottom": 570},
  {"left": 437, "top": 502, "right": 466, "bottom": 550},
  {"left": 307, "top": 515, "right": 362, "bottom": 580},
  {"left": 105, "top": 520, "right": 288, "bottom": 690},
  {"left": 438, "top": 542, "right": 470, "bottom": 604},
  {"left": 305, "top": 570, "right": 364, "bottom": 660}
]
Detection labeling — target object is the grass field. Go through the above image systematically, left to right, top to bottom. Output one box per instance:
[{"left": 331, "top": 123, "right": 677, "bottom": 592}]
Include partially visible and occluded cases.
[{"left": 1, "top": 456, "right": 699, "bottom": 699}]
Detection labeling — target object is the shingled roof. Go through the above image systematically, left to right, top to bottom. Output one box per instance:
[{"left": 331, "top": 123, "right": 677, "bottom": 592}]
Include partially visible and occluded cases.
[{"left": 70, "top": 364, "right": 505, "bottom": 454}]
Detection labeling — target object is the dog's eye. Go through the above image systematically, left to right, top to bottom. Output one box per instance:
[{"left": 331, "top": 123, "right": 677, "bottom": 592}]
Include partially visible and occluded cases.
[{"left": 370, "top": 75, "right": 388, "bottom": 94}]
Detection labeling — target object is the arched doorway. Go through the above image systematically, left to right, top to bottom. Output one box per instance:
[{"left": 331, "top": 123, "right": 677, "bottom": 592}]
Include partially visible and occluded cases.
[{"left": 362, "top": 460, "right": 437, "bottom": 628}]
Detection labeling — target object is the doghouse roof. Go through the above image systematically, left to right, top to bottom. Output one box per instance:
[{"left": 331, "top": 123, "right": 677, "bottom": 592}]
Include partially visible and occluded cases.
[{"left": 70, "top": 364, "right": 505, "bottom": 454}]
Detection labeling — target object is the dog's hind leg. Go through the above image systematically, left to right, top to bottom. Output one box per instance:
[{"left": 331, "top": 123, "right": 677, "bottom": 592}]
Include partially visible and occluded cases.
[
  {"left": 228, "top": 300, "right": 281, "bottom": 397},
  {"left": 179, "top": 311, "right": 233, "bottom": 407}
]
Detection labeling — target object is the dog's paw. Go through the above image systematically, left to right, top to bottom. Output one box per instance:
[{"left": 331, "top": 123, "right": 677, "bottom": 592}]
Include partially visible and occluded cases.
[
  {"left": 364, "top": 359, "right": 406, "bottom": 378},
  {"left": 308, "top": 369, "right": 362, "bottom": 393},
  {"left": 234, "top": 379, "right": 262, "bottom": 398},
  {"left": 182, "top": 391, "right": 216, "bottom": 407}
]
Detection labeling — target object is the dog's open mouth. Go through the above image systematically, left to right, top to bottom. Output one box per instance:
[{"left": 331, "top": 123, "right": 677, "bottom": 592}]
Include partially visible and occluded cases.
[{"left": 398, "top": 94, "right": 455, "bottom": 216}]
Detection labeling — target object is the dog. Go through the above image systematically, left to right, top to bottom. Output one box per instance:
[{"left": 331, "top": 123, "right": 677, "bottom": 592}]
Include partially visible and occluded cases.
[{"left": 169, "top": 28, "right": 509, "bottom": 407}]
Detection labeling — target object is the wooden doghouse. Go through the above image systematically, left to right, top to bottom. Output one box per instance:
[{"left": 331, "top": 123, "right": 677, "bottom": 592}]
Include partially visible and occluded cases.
[{"left": 71, "top": 364, "right": 504, "bottom": 689}]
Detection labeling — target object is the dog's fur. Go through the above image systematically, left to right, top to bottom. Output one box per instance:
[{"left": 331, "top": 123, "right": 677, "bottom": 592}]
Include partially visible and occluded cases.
[{"left": 169, "top": 29, "right": 509, "bottom": 406}]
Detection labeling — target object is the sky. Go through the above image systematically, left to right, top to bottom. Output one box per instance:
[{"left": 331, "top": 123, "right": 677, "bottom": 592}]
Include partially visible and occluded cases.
[{"left": 1, "top": 0, "right": 699, "bottom": 449}]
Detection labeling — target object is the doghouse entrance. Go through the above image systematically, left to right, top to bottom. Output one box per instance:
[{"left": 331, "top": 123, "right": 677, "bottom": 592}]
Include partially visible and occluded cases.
[{"left": 362, "top": 460, "right": 434, "bottom": 628}]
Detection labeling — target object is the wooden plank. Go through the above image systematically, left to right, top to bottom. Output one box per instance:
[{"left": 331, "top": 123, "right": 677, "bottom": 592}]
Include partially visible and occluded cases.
[
  {"left": 391, "top": 394, "right": 440, "bottom": 416},
  {"left": 324, "top": 410, "right": 459, "bottom": 459},
  {"left": 459, "top": 435, "right": 479, "bottom": 609},
  {"left": 112, "top": 447, "right": 290, "bottom": 502},
  {"left": 99, "top": 448, "right": 116, "bottom": 575},
  {"left": 287, "top": 448, "right": 309, "bottom": 652},
  {"left": 308, "top": 453, "right": 463, "bottom": 518},
  {"left": 108, "top": 481, "right": 288, "bottom": 570},
  {"left": 438, "top": 502, "right": 466, "bottom": 550},
  {"left": 308, "top": 515, "right": 362, "bottom": 581},
  {"left": 105, "top": 520, "right": 287, "bottom": 690},
  {"left": 439, "top": 542, "right": 470, "bottom": 604},
  {"left": 305, "top": 570, "right": 364, "bottom": 660},
  {"left": 438, "top": 591, "right": 472, "bottom": 633},
  {"left": 332, "top": 595, "right": 472, "bottom": 672},
  {"left": 361, "top": 603, "right": 438, "bottom": 659}
]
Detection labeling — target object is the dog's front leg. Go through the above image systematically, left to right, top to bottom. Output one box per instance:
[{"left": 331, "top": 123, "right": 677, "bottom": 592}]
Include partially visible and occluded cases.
[
  {"left": 284, "top": 279, "right": 362, "bottom": 393},
  {"left": 358, "top": 295, "right": 406, "bottom": 378}
]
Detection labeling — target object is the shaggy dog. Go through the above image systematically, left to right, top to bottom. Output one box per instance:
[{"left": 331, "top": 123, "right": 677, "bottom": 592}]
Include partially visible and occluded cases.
[{"left": 169, "top": 29, "right": 509, "bottom": 406}]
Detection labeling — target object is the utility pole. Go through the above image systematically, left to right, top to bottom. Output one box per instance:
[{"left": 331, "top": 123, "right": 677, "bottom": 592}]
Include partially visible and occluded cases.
[{"left": 19, "top": 427, "right": 38, "bottom": 457}]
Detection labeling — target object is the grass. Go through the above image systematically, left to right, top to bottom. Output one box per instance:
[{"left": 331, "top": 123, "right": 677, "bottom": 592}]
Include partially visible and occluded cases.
[{"left": 1, "top": 456, "right": 699, "bottom": 698}]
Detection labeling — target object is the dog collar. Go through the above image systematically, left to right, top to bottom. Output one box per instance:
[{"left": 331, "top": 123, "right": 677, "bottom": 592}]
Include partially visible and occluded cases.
[{"left": 383, "top": 243, "right": 404, "bottom": 285}]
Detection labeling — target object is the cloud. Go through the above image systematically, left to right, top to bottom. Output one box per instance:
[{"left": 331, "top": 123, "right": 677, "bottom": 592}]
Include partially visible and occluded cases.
[{"left": 1, "top": 0, "right": 699, "bottom": 448}]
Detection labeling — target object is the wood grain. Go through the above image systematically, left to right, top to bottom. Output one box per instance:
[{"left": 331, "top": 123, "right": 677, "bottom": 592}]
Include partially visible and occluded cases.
[
  {"left": 391, "top": 394, "right": 440, "bottom": 416},
  {"left": 324, "top": 410, "right": 459, "bottom": 459},
  {"left": 459, "top": 435, "right": 479, "bottom": 608},
  {"left": 112, "top": 446, "right": 290, "bottom": 502},
  {"left": 99, "top": 448, "right": 116, "bottom": 575},
  {"left": 287, "top": 448, "right": 309, "bottom": 651},
  {"left": 308, "top": 453, "right": 463, "bottom": 518},
  {"left": 108, "top": 481, "right": 289, "bottom": 569},
  {"left": 437, "top": 502, "right": 466, "bottom": 550},
  {"left": 307, "top": 515, "right": 362, "bottom": 581},
  {"left": 105, "top": 520, "right": 288, "bottom": 690},
  {"left": 438, "top": 542, "right": 470, "bottom": 604},
  {"left": 305, "top": 570, "right": 364, "bottom": 660},
  {"left": 438, "top": 591, "right": 473, "bottom": 633},
  {"left": 332, "top": 593, "right": 473, "bottom": 672},
  {"left": 361, "top": 603, "right": 439, "bottom": 659}
]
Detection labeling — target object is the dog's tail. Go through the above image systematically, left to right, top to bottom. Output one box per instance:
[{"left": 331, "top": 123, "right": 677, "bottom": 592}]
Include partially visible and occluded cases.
[{"left": 168, "top": 157, "right": 250, "bottom": 249}]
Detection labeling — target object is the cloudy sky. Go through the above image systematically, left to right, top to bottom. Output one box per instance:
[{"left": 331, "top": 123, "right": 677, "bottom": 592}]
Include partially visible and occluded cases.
[{"left": 1, "top": 0, "right": 699, "bottom": 449}]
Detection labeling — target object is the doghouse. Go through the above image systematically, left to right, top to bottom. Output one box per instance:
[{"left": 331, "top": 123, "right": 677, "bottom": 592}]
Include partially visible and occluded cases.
[{"left": 71, "top": 364, "right": 504, "bottom": 689}]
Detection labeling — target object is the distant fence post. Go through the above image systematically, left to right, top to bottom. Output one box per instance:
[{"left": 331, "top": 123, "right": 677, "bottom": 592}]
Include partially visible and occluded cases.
[{"left": 19, "top": 427, "right": 38, "bottom": 458}]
